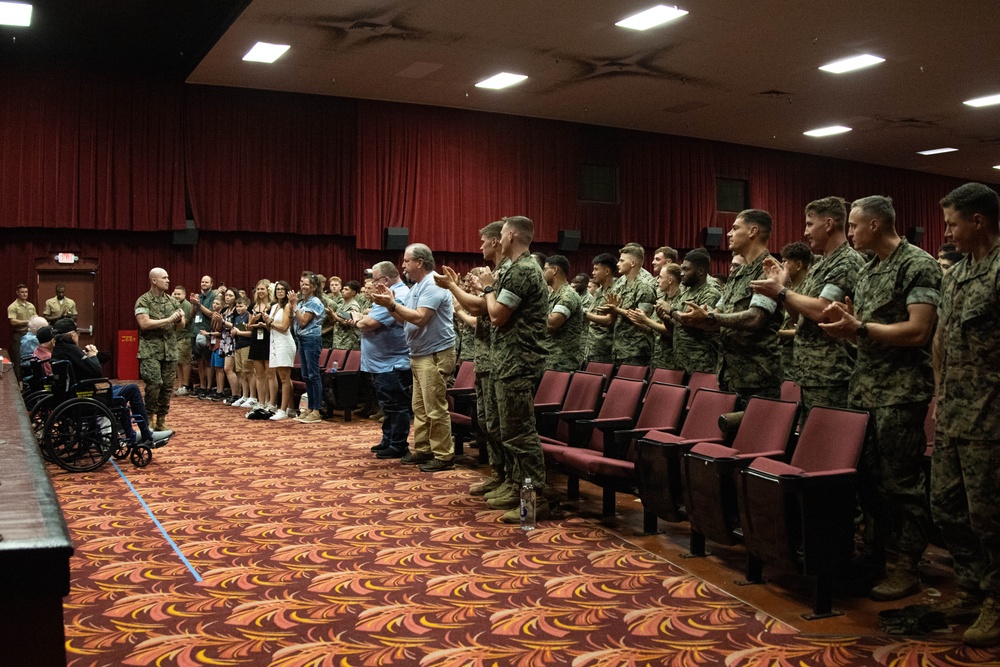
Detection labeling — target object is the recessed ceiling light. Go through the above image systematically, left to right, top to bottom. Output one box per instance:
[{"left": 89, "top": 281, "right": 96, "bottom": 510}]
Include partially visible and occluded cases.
[
  {"left": 0, "top": 2, "right": 32, "bottom": 26},
  {"left": 615, "top": 5, "right": 688, "bottom": 31},
  {"left": 242, "top": 42, "right": 290, "bottom": 64},
  {"left": 818, "top": 54, "right": 885, "bottom": 74},
  {"left": 475, "top": 72, "right": 528, "bottom": 90},
  {"left": 963, "top": 93, "right": 1000, "bottom": 107},
  {"left": 803, "top": 125, "right": 852, "bottom": 137},
  {"left": 917, "top": 147, "right": 958, "bottom": 155},
  {"left": 994, "top": 165, "right": 1000, "bottom": 170}
]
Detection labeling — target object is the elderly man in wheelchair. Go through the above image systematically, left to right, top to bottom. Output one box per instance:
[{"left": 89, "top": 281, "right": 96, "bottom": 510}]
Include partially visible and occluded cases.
[{"left": 33, "top": 318, "right": 172, "bottom": 471}]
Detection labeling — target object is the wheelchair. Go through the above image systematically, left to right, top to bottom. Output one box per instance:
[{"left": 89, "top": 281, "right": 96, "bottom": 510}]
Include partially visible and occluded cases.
[{"left": 26, "top": 359, "right": 165, "bottom": 472}]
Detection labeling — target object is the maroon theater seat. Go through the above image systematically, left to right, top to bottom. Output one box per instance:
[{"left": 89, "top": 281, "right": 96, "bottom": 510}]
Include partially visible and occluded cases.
[
  {"left": 682, "top": 396, "right": 800, "bottom": 556},
  {"left": 737, "top": 406, "right": 870, "bottom": 619}
]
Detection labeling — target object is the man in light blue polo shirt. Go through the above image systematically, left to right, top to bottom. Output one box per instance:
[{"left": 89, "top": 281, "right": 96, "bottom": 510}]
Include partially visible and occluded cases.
[
  {"left": 371, "top": 243, "right": 456, "bottom": 472},
  {"left": 357, "top": 261, "right": 412, "bottom": 459}
]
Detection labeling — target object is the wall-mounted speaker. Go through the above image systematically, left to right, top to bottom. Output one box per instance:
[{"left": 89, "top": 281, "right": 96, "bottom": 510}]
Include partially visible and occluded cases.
[
  {"left": 172, "top": 218, "right": 198, "bottom": 246},
  {"left": 906, "top": 226, "right": 925, "bottom": 246},
  {"left": 383, "top": 227, "right": 409, "bottom": 251},
  {"left": 701, "top": 227, "right": 723, "bottom": 249},
  {"left": 557, "top": 229, "right": 581, "bottom": 252}
]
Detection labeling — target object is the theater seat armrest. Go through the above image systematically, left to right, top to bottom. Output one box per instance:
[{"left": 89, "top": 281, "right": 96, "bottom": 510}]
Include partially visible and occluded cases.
[
  {"left": 550, "top": 409, "right": 597, "bottom": 422},
  {"left": 578, "top": 417, "right": 634, "bottom": 432}
]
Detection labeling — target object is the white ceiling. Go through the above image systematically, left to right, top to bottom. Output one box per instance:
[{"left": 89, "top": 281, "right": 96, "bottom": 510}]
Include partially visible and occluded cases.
[{"left": 188, "top": 0, "right": 1000, "bottom": 185}]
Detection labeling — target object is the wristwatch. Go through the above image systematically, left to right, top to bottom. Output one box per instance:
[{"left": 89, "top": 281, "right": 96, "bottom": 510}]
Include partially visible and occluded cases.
[
  {"left": 482, "top": 286, "right": 494, "bottom": 294},
  {"left": 776, "top": 287, "right": 788, "bottom": 303},
  {"left": 856, "top": 322, "right": 869, "bottom": 339}
]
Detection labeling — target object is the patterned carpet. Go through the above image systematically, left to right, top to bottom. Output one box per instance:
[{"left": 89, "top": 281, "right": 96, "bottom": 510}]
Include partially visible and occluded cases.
[{"left": 46, "top": 393, "right": 1000, "bottom": 666}]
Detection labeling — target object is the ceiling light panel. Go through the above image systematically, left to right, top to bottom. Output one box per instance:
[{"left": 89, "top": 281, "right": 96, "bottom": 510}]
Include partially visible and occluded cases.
[
  {"left": 0, "top": 1, "right": 32, "bottom": 26},
  {"left": 615, "top": 5, "right": 688, "bottom": 31},
  {"left": 242, "top": 42, "right": 290, "bottom": 64},
  {"left": 819, "top": 54, "right": 885, "bottom": 73},
  {"left": 475, "top": 72, "right": 528, "bottom": 89},
  {"left": 964, "top": 94, "right": 1000, "bottom": 107},
  {"left": 803, "top": 125, "right": 852, "bottom": 137},
  {"left": 917, "top": 147, "right": 958, "bottom": 155}
]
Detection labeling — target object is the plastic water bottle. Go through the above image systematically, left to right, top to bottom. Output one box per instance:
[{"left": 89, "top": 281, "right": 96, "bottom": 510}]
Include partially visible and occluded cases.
[{"left": 520, "top": 477, "right": 536, "bottom": 531}]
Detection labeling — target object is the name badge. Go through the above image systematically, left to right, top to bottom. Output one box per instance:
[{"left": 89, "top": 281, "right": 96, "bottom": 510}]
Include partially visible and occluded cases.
[
  {"left": 194, "top": 315, "right": 202, "bottom": 323},
  {"left": 256, "top": 329, "right": 264, "bottom": 340}
]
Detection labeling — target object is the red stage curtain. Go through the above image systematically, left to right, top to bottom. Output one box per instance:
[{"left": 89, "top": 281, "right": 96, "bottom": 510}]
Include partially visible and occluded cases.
[
  {"left": 0, "top": 69, "right": 185, "bottom": 232},
  {"left": 183, "top": 86, "right": 356, "bottom": 235},
  {"left": 355, "top": 101, "right": 580, "bottom": 252},
  {"left": 618, "top": 132, "right": 716, "bottom": 249}
]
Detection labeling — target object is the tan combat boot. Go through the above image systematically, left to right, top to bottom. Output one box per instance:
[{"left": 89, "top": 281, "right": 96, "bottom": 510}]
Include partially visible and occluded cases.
[
  {"left": 470, "top": 468, "right": 505, "bottom": 496},
  {"left": 870, "top": 556, "right": 920, "bottom": 601},
  {"left": 964, "top": 596, "right": 1000, "bottom": 647}
]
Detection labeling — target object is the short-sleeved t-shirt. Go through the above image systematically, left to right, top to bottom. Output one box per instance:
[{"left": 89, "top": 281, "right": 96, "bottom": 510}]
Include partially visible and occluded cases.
[
  {"left": 403, "top": 272, "right": 455, "bottom": 357},
  {"left": 361, "top": 281, "right": 411, "bottom": 373},
  {"left": 294, "top": 296, "right": 325, "bottom": 339}
]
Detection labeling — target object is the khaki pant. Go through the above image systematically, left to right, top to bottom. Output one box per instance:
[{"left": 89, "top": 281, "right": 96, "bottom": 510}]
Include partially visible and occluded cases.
[{"left": 410, "top": 347, "right": 456, "bottom": 461}]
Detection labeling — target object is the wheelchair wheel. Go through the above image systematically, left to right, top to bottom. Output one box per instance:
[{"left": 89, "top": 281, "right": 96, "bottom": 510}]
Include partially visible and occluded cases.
[
  {"left": 23, "top": 390, "right": 50, "bottom": 412},
  {"left": 30, "top": 395, "right": 58, "bottom": 462},
  {"left": 43, "top": 398, "right": 116, "bottom": 473},
  {"left": 113, "top": 439, "right": 131, "bottom": 460},
  {"left": 130, "top": 444, "right": 152, "bottom": 468}
]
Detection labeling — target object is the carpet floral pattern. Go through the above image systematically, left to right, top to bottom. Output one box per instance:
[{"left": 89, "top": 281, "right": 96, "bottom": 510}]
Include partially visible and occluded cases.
[{"left": 47, "top": 397, "right": 1000, "bottom": 666}]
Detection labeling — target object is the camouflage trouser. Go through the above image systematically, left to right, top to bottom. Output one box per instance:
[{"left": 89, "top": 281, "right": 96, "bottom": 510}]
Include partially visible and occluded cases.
[
  {"left": 140, "top": 358, "right": 176, "bottom": 418},
  {"left": 475, "top": 371, "right": 510, "bottom": 477},
  {"left": 494, "top": 375, "right": 545, "bottom": 489},
  {"left": 718, "top": 381, "right": 780, "bottom": 410},
  {"left": 800, "top": 382, "right": 850, "bottom": 415},
  {"left": 856, "top": 402, "right": 931, "bottom": 560},
  {"left": 931, "top": 436, "right": 1000, "bottom": 595}
]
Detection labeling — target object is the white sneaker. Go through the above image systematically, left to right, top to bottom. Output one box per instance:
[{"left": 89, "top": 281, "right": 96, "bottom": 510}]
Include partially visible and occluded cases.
[
  {"left": 174, "top": 386, "right": 189, "bottom": 396},
  {"left": 231, "top": 397, "right": 247, "bottom": 407},
  {"left": 243, "top": 397, "right": 258, "bottom": 408},
  {"left": 265, "top": 404, "right": 277, "bottom": 412},
  {"left": 269, "top": 410, "right": 288, "bottom": 421}
]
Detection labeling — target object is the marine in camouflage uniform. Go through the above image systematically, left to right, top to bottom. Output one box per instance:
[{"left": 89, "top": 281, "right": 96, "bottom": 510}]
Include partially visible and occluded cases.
[
  {"left": 932, "top": 185, "right": 1000, "bottom": 639},
  {"left": 849, "top": 238, "right": 940, "bottom": 581},
  {"left": 794, "top": 241, "right": 865, "bottom": 412},
  {"left": 488, "top": 244, "right": 549, "bottom": 516},
  {"left": 714, "top": 251, "right": 784, "bottom": 406},
  {"left": 474, "top": 257, "right": 511, "bottom": 487},
  {"left": 135, "top": 270, "right": 182, "bottom": 429},
  {"left": 609, "top": 273, "right": 656, "bottom": 366},
  {"left": 670, "top": 281, "right": 721, "bottom": 375},
  {"left": 544, "top": 282, "right": 583, "bottom": 371},
  {"left": 585, "top": 284, "right": 614, "bottom": 363},
  {"left": 649, "top": 291, "right": 682, "bottom": 369},
  {"left": 332, "top": 297, "right": 362, "bottom": 350},
  {"left": 456, "top": 310, "right": 476, "bottom": 362}
]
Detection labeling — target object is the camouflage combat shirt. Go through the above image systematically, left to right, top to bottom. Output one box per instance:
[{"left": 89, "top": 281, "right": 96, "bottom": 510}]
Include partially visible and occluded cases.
[
  {"left": 850, "top": 239, "right": 940, "bottom": 408},
  {"left": 793, "top": 241, "right": 866, "bottom": 387},
  {"left": 935, "top": 241, "right": 1000, "bottom": 439},
  {"left": 492, "top": 251, "right": 548, "bottom": 382},
  {"left": 716, "top": 252, "right": 784, "bottom": 390},
  {"left": 134, "top": 290, "right": 180, "bottom": 361}
]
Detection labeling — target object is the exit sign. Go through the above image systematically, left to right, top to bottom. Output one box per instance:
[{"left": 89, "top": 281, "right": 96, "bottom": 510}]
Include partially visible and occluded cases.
[{"left": 55, "top": 253, "right": 78, "bottom": 264}]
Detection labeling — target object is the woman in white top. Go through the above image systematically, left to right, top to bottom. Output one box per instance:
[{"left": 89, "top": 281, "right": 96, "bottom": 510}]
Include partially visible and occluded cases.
[{"left": 264, "top": 280, "right": 296, "bottom": 420}]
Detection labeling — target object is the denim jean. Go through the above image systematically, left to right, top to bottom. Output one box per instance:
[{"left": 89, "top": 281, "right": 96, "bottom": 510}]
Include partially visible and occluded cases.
[
  {"left": 298, "top": 334, "right": 323, "bottom": 411},
  {"left": 372, "top": 369, "right": 412, "bottom": 449},
  {"left": 112, "top": 383, "right": 150, "bottom": 443}
]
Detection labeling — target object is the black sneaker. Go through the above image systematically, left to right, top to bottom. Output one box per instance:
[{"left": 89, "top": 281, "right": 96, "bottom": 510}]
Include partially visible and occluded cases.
[
  {"left": 371, "top": 442, "right": 391, "bottom": 453},
  {"left": 376, "top": 446, "right": 407, "bottom": 459},
  {"left": 401, "top": 451, "right": 434, "bottom": 465}
]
